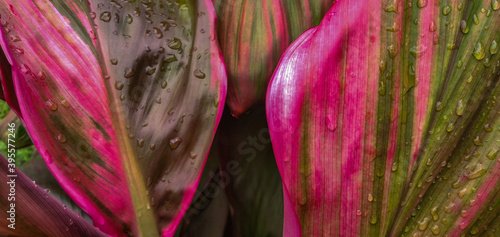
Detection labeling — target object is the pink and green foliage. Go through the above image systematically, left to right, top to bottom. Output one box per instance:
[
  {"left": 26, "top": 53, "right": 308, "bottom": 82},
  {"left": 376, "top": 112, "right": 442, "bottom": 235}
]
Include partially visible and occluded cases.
[
  {"left": 0, "top": 0, "right": 499, "bottom": 236},
  {"left": 0, "top": 0, "right": 226, "bottom": 236},
  {"left": 267, "top": 0, "right": 500, "bottom": 236}
]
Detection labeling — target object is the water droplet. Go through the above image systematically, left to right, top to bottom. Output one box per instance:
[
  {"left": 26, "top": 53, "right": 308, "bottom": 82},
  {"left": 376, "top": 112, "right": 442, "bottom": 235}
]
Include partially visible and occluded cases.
[
  {"left": 384, "top": 0, "right": 398, "bottom": 12},
  {"left": 417, "top": 0, "right": 428, "bottom": 8},
  {"left": 493, "top": 0, "right": 500, "bottom": 10},
  {"left": 458, "top": 3, "right": 464, "bottom": 11},
  {"left": 442, "top": 6, "right": 451, "bottom": 15},
  {"left": 100, "top": 12, "right": 111, "bottom": 22},
  {"left": 473, "top": 14, "right": 479, "bottom": 25},
  {"left": 460, "top": 20, "right": 469, "bottom": 34},
  {"left": 160, "top": 21, "right": 171, "bottom": 31},
  {"left": 429, "top": 21, "right": 437, "bottom": 32},
  {"left": 386, "top": 22, "right": 399, "bottom": 32},
  {"left": 152, "top": 27, "right": 163, "bottom": 39},
  {"left": 433, "top": 33, "right": 439, "bottom": 45},
  {"left": 9, "top": 34, "right": 21, "bottom": 42},
  {"left": 167, "top": 38, "right": 182, "bottom": 49},
  {"left": 490, "top": 40, "right": 498, "bottom": 54},
  {"left": 473, "top": 42, "right": 486, "bottom": 60},
  {"left": 387, "top": 45, "right": 397, "bottom": 58},
  {"left": 410, "top": 45, "right": 427, "bottom": 58},
  {"left": 11, "top": 46, "right": 24, "bottom": 55},
  {"left": 164, "top": 54, "right": 177, "bottom": 64},
  {"left": 110, "top": 58, "right": 118, "bottom": 65},
  {"left": 145, "top": 66, "right": 156, "bottom": 75},
  {"left": 124, "top": 68, "right": 135, "bottom": 78},
  {"left": 193, "top": 69, "right": 205, "bottom": 79},
  {"left": 467, "top": 74, "right": 473, "bottom": 83},
  {"left": 161, "top": 80, "right": 167, "bottom": 89},
  {"left": 115, "top": 81, "right": 124, "bottom": 90},
  {"left": 120, "top": 94, "right": 125, "bottom": 101},
  {"left": 456, "top": 99, "right": 465, "bottom": 116},
  {"left": 46, "top": 100, "right": 58, "bottom": 111},
  {"left": 61, "top": 100, "right": 70, "bottom": 108},
  {"left": 435, "top": 101, "right": 443, "bottom": 111},
  {"left": 446, "top": 122, "right": 454, "bottom": 132},
  {"left": 56, "top": 133, "right": 67, "bottom": 143},
  {"left": 473, "top": 136, "right": 483, "bottom": 146},
  {"left": 169, "top": 137, "right": 182, "bottom": 150},
  {"left": 137, "top": 139, "right": 145, "bottom": 148},
  {"left": 487, "top": 149, "right": 498, "bottom": 160},
  {"left": 189, "top": 152, "right": 197, "bottom": 159},
  {"left": 391, "top": 162, "right": 398, "bottom": 171},
  {"left": 467, "top": 164, "right": 486, "bottom": 180},
  {"left": 146, "top": 177, "right": 152, "bottom": 187},
  {"left": 458, "top": 188, "right": 468, "bottom": 198},
  {"left": 368, "top": 193, "right": 374, "bottom": 202},
  {"left": 298, "top": 196, "right": 307, "bottom": 206},
  {"left": 444, "top": 202, "right": 456, "bottom": 213},
  {"left": 356, "top": 210, "right": 361, "bottom": 216},
  {"left": 418, "top": 217, "right": 430, "bottom": 230},
  {"left": 431, "top": 225, "right": 441, "bottom": 235}
]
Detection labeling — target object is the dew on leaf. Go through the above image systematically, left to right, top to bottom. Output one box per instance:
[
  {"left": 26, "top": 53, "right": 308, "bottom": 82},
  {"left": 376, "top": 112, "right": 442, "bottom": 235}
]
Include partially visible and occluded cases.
[
  {"left": 417, "top": 0, "right": 428, "bottom": 8},
  {"left": 493, "top": 0, "right": 500, "bottom": 11},
  {"left": 442, "top": 6, "right": 451, "bottom": 15},
  {"left": 100, "top": 12, "right": 111, "bottom": 22},
  {"left": 460, "top": 20, "right": 469, "bottom": 34},
  {"left": 429, "top": 21, "right": 436, "bottom": 32},
  {"left": 153, "top": 27, "right": 163, "bottom": 39},
  {"left": 167, "top": 38, "right": 182, "bottom": 49},
  {"left": 490, "top": 40, "right": 498, "bottom": 54},
  {"left": 473, "top": 42, "right": 486, "bottom": 60},
  {"left": 110, "top": 58, "right": 118, "bottom": 65},
  {"left": 145, "top": 66, "right": 156, "bottom": 75},
  {"left": 125, "top": 67, "right": 135, "bottom": 78},
  {"left": 193, "top": 69, "right": 206, "bottom": 79},
  {"left": 115, "top": 81, "right": 124, "bottom": 90},
  {"left": 456, "top": 99, "right": 465, "bottom": 116},
  {"left": 46, "top": 100, "right": 58, "bottom": 111},
  {"left": 56, "top": 133, "right": 67, "bottom": 143},
  {"left": 473, "top": 136, "right": 483, "bottom": 146},
  {"left": 169, "top": 137, "right": 182, "bottom": 150},
  {"left": 137, "top": 139, "right": 145, "bottom": 148},
  {"left": 466, "top": 164, "right": 486, "bottom": 180},
  {"left": 418, "top": 217, "right": 430, "bottom": 230},
  {"left": 431, "top": 225, "right": 441, "bottom": 235}
]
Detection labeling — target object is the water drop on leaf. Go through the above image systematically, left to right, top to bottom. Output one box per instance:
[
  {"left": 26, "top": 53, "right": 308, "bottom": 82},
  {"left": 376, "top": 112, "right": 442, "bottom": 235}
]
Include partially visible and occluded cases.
[
  {"left": 100, "top": 12, "right": 111, "bottom": 22},
  {"left": 473, "top": 42, "right": 486, "bottom": 60},
  {"left": 193, "top": 69, "right": 206, "bottom": 79},
  {"left": 46, "top": 100, "right": 58, "bottom": 111}
]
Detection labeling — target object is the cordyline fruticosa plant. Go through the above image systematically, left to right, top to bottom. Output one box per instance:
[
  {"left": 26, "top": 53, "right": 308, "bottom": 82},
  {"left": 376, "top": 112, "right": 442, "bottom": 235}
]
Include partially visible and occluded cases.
[{"left": 0, "top": 0, "right": 499, "bottom": 236}]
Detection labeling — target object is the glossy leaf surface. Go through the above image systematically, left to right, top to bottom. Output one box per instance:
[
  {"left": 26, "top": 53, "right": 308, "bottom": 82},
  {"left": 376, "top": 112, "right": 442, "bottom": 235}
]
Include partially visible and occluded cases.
[
  {"left": 0, "top": 0, "right": 226, "bottom": 236},
  {"left": 267, "top": 0, "right": 500, "bottom": 236}
]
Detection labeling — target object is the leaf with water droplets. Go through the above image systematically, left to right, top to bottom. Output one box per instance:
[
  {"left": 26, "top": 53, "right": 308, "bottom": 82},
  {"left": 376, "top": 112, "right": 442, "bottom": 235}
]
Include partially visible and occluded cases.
[
  {"left": 0, "top": 0, "right": 226, "bottom": 236},
  {"left": 267, "top": 0, "right": 500, "bottom": 236}
]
